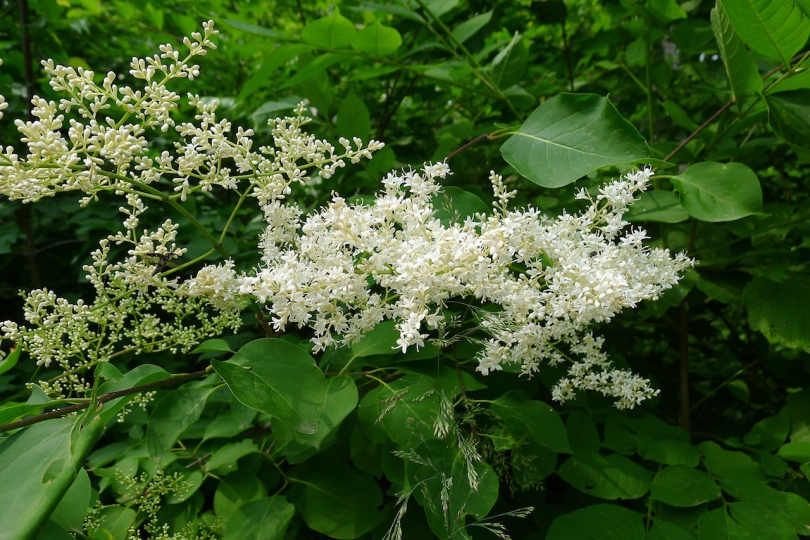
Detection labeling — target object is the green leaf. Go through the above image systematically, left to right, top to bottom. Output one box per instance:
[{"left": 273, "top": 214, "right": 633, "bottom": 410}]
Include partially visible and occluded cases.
[
  {"left": 646, "top": 0, "right": 687, "bottom": 23},
  {"left": 719, "top": 0, "right": 809, "bottom": 65},
  {"left": 711, "top": 3, "right": 763, "bottom": 100},
  {"left": 301, "top": 8, "right": 357, "bottom": 49},
  {"left": 451, "top": 10, "right": 492, "bottom": 44},
  {"left": 222, "top": 18, "right": 284, "bottom": 38},
  {"left": 352, "top": 20, "right": 402, "bottom": 56},
  {"left": 490, "top": 32, "right": 528, "bottom": 89},
  {"left": 236, "top": 44, "right": 312, "bottom": 102},
  {"left": 281, "top": 53, "right": 349, "bottom": 89},
  {"left": 337, "top": 89, "right": 371, "bottom": 141},
  {"left": 765, "top": 90, "right": 810, "bottom": 146},
  {"left": 501, "top": 94, "right": 652, "bottom": 188},
  {"left": 671, "top": 161, "right": 762, "bottom": 222},
  {"left": 431, "top": 186, "right": 491, "bottom": 226},
  {"left": 625, "top": 190, "right": 690, "bottom": 223},
  {"left": 743, "top": 274, "right": 810, "bottom": 351},
  {"left": 191, "top": 338, "right": 233, "bottom": 354},
  {"left": 212, "top": 339, "right": 328, "bottom": 435},
  {"left": 0, "top": 345, "right": 20, "bottom": 375},
  {"left": 97, "top": 364, "right": 171, "bottom": 425},
  {"left": 278, "top": 376, "right": 359, "bottom": 451},
  {"left": 727, "top": 379, "right": 751, "bottom": 402},
  {"left": 146, "top": 387, "right": 213, "bottom": 458},
  {"left": 492, "top": 390, "right": 571, "bottom": 453},
  {"left": 566, "top": 411, "right": 601, "bottom": 454},
  {"left": 745, "top": 411, "right": 790, "bottom": 451},
  {"left": 0, "top": 416, "right": 104, "bottom": 540},
  {"left": 410, "top": 439, "right": 499, "bottom": 538},
  {"left": 643, "top": 439, "right": 700, "bottom": 466},
  {"left": 205, "top": 440, "right": 259, "bottom": 474},
  {"left": 777, "top": 441, "right": 810, "bottom": 462},
  {"left": 557, "top": 452, "right": 651, "bottom": 500},
  {"left": 650, "top": 465, "right": 722, "bottom": 507},
  {"left": 299, "top": 467, "right": 384, "bottom": 539},
  {"left": 49, "top": 468, "right": 90, "bottom": 531},
  {"left": 214, "top": 470, "right": 268, "bottom": 522},
  {"left": 224, "top": 496, "right": 295, "bottom": 540},
  {"left": 728, "top": 502, "right": 798, "bottom": 540},
  {"left": 546, "top": 504, "right": 646, "bottom": 540},
  {"left": 698, "top": 507, "right": 760, "bottom": 540},
  {"left": 649, "top": 520, "right": 697, "bottom": 540}
]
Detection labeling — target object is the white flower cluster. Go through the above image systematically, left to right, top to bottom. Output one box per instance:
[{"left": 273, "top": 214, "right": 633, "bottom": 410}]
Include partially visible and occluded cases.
[
  {"left": 0, "top": 22, "right": 692, "bottom": 408},
  {"left": 231, "top": 164, "right": 692, "bottom": 408}
]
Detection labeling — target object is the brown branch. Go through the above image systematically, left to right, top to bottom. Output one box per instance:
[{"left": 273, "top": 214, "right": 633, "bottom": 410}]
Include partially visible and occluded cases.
[
  {"left": 444, "top": 132, "right": 491, "bottom": 162},
  {"left": 0, "top": 367, "right": 211, "bottom": 433}
]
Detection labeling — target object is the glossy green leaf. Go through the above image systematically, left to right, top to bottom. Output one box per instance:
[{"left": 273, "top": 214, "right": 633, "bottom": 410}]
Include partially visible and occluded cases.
[
  {"left": 719, "top": 0, "right": 809, "bottom": 65},
  {"left": 711, "top": 3, "right": 762, "bottom": 100},
  {"left": 301, "top": 8, "right": 357, "bottom": 49},
  {"left": 451, "top": 10, "right": 492, "bottom": 43},
  {"left": 352, "top": 20, "right": 402, "bottom": 56},
  {"left": 337, "top": 89, "right": 371, "bottom": 141},
  {"left": 765, "top": 90, "right": 810, "bottom": 147},
  {"left": 501, "top": 94, "right": 652, "bottom": 188},
  {"left": 672, "top": 161, "right": 762, "bottom": 222},
  {"left": 625, "top": 190, "right": 690, "bottom": 223},
  {"left": 743, "top": 274, "right": 810, "bottom": 351},
  {"left": 212, "top": 339, "right": 327, "bottom": 435},
  {"left": 147, "top": 387, "right": 213, "bottom": 458},
  {"left": 492, "top": 390, "right": 571, "bottom": 453},
  {"left": 745, "top": 411, "right": 790, "bottom": 451},
  {"left": 557, "top": 452, "right": 651, "bottom": 500},
  {"left": 651, "top": 465, "right": 722, "bottom": 507},
  {"left": 299, "top": 467, "right": 384, "bottom": 539},
  {"left": 224, "top": 496, "right": 295, "bottom": 540},
  {"left": 546, "top": 504, "right": 646, "bottom": 540},
  {"left": 648, "top": 521, "right": 696, "bottom": 540}
]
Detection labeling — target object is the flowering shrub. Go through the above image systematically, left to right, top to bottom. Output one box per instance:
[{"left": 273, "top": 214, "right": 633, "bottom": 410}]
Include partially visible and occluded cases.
[
  {"left": 2, "top": 3, "right": 807, "bottom": 538},
  {"left": 0, "top": 21, "right": 690, "bottom": 411}
]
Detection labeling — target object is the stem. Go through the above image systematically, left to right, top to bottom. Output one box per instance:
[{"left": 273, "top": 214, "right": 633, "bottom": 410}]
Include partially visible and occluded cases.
[
  {"left": 443, "top": 132, "right": 491, "bottom": 162},
  {"left": 0, "top": 367, "right": 212, "bottom": 433}
]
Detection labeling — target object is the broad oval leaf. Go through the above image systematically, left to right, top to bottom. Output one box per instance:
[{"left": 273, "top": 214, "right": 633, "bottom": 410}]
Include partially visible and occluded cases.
[
  {"left": 719, "top": 0, "right": 809, "bottom": 65},
  {"left": 301, "top": 8, "right": 357, "bottom": 50},
  {"left": 452, "top": 10, "right": 493, "bottom": 44},
  {"left": 352, "top": 20, "right": 402, "bottom": 56},
  {"left": 766, "top": 89, "right": 810, "bottom": 147},
  {"left": 501, "top": 93, "right": 652, "bottom": 188},
  {"left": 672, "top": 161, "right": 762, "bottom": 222},
  {"left": 625, "top": 190, "right": 689, "bottom": 223},
  {"left": 743, "top": 274, "right": 810, "bottom": 352},
  {"left": 212, "top": 339, "right": 328, "bottom": 435},
  {"left": 147, "top": 386, "right": 214, "bottom": 458},
  {"left": 492, "top": 390, "right": 571, "bottom": 454},
  {"left": 557, "top": 452, "right": 651, "bottom": 500},
  {"left": 650, "top": 465, "right": 722, "bottom": 507},
  {"left": 299, "top": 467, "right": 384, "bottom": 539},
  {"left": 224, "top": 496, "right": 295, "bottom": 540},
  {"left": 547, "top": 504, "right": 646, "bottom": 540}
]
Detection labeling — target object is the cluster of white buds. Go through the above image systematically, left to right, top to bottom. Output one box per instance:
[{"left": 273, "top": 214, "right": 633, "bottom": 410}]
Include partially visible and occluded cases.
[{"left": 0, "top": 22, "right": 692, "bottom": 407}]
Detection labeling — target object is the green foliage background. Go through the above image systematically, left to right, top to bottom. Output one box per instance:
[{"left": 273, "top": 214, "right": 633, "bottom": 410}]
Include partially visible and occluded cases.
[{"left": 1, "top": 0, "right": 810, "bottom": 538}]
